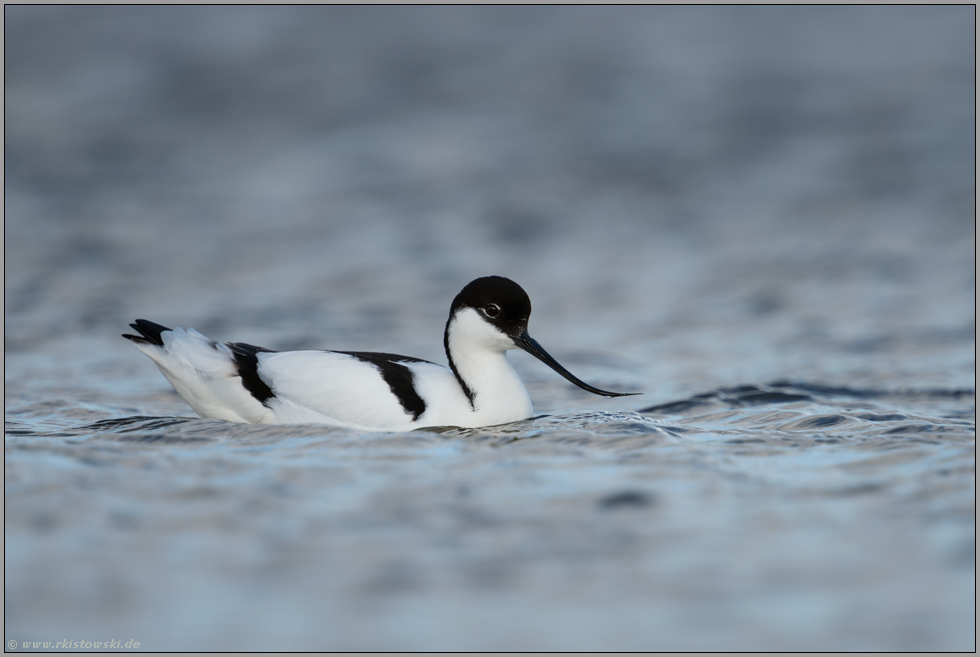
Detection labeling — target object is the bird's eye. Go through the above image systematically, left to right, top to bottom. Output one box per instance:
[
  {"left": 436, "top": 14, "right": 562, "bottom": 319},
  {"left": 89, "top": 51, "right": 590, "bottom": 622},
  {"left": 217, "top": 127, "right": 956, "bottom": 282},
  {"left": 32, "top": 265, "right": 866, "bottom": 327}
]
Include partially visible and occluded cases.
[{"left": 484, "top": 304, "right": 500, "bottom": 318}]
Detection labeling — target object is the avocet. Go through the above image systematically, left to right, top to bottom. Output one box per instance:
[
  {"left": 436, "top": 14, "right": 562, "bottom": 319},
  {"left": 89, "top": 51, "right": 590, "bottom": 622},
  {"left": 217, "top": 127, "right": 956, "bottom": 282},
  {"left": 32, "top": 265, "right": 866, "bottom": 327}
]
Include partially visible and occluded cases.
[{"left": 124, "top": 276, "right": 637, "bottom": 431}]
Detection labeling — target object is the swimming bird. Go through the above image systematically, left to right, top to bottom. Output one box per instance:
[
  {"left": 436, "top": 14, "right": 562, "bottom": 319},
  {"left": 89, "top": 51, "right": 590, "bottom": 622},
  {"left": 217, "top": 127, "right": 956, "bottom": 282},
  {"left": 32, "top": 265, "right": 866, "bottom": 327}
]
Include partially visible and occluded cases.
[{"left": 123, "top": 275, "right": 638, "bottom": 431}]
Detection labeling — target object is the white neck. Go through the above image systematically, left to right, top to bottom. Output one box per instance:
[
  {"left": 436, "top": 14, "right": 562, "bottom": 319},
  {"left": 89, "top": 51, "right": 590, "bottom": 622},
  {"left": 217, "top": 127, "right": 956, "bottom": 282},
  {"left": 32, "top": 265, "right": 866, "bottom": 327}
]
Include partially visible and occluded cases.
[{"left": 445, "top": 308, "right": 533, "bottom": 425}]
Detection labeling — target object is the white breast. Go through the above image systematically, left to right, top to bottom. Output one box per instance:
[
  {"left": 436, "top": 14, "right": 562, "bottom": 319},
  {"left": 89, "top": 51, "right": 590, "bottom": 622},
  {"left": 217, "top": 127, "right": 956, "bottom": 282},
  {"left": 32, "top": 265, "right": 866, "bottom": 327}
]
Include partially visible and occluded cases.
[{"left": 439, "top": 308, "right": 534, "bottom": 427}]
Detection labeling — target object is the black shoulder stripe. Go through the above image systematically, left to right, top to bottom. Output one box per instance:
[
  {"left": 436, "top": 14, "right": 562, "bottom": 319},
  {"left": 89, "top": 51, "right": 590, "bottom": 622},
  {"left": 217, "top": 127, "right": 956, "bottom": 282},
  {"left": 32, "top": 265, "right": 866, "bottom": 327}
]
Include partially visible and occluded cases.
[
  {"left": 227, "top": 342, "right": 277, "bottom": 406},
  {"left": 333, "top": 351, "right": 427, "bottom": 421},
  {"left": 340, "top": 351, "right": 436, "bottom": 365}
]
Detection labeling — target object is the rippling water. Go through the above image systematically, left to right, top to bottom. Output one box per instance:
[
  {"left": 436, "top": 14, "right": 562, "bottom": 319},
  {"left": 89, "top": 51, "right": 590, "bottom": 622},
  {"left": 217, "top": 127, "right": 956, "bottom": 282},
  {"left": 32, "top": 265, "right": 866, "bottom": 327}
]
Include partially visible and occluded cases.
[
  {"left": 5, "top": 6, "right": 975, "bottom": 652},
  {"left": 5, "top": 378, "right": 974, "bottom": 650}
]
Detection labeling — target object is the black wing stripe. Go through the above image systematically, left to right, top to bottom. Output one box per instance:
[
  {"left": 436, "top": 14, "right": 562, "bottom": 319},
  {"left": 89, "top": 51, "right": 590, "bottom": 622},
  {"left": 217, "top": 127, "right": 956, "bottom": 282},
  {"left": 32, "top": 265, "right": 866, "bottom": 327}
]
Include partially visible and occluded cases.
[
  {"left": 227, "top": 342, "right": 277, "bottom": 406},
  {"left": 332, "top": 351, "right": 427, "bottom": 421}
]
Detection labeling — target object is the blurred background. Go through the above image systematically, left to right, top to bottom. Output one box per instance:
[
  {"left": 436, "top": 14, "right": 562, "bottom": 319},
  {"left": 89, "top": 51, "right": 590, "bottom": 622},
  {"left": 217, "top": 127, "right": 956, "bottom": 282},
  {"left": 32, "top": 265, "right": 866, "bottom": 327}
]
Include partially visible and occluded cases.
[
  {"left": 5, "top": 6, "right": 975, "bottom": 651},
  {"left": 6, "top": 6, "right": 974, "bottom": 391}
]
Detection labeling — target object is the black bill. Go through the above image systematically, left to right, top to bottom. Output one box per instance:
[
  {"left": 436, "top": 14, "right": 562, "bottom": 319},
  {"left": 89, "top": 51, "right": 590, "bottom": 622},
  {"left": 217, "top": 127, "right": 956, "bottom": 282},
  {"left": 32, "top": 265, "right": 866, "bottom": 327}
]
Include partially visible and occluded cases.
[{"left": 511, "top": 331, "right": 640, "bottom": 398}]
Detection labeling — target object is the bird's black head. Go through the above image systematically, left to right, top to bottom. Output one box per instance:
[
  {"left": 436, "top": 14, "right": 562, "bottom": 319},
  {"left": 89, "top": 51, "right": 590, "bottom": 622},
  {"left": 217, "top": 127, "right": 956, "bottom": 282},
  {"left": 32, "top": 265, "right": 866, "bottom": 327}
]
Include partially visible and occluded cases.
[{"left": 449, "top": 275, "right": 532, "bottom": 338}]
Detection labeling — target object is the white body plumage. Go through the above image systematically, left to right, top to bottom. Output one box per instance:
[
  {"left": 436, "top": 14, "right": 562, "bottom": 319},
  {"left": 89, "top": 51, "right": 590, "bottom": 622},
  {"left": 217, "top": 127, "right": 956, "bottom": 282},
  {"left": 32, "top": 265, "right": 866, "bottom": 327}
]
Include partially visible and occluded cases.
[{"left": 124, "top": 276, "right": 635, "bottom": 432}]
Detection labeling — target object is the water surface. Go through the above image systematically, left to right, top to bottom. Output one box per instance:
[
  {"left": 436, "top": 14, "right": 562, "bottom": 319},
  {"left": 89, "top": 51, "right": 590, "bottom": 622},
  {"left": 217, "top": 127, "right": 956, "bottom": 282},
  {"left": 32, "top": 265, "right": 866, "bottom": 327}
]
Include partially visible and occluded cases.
[{"left": 5, "top": 6, "right": 975, "bottom": 651}]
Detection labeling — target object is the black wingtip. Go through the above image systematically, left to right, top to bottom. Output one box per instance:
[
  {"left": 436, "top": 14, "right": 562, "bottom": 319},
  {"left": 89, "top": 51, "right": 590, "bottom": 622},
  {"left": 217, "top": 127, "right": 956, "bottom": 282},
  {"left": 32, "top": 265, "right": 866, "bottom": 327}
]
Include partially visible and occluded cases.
[{"left": 122, "top": 319, "right": 172, "bottom": 347}]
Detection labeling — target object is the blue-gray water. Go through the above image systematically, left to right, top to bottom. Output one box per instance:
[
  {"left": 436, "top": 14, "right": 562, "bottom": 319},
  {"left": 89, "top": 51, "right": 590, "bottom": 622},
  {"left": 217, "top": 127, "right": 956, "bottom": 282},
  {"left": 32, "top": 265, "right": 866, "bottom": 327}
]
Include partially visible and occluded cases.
[{"left": 4, "top": 6, "right": 975, "bottom": 651}]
